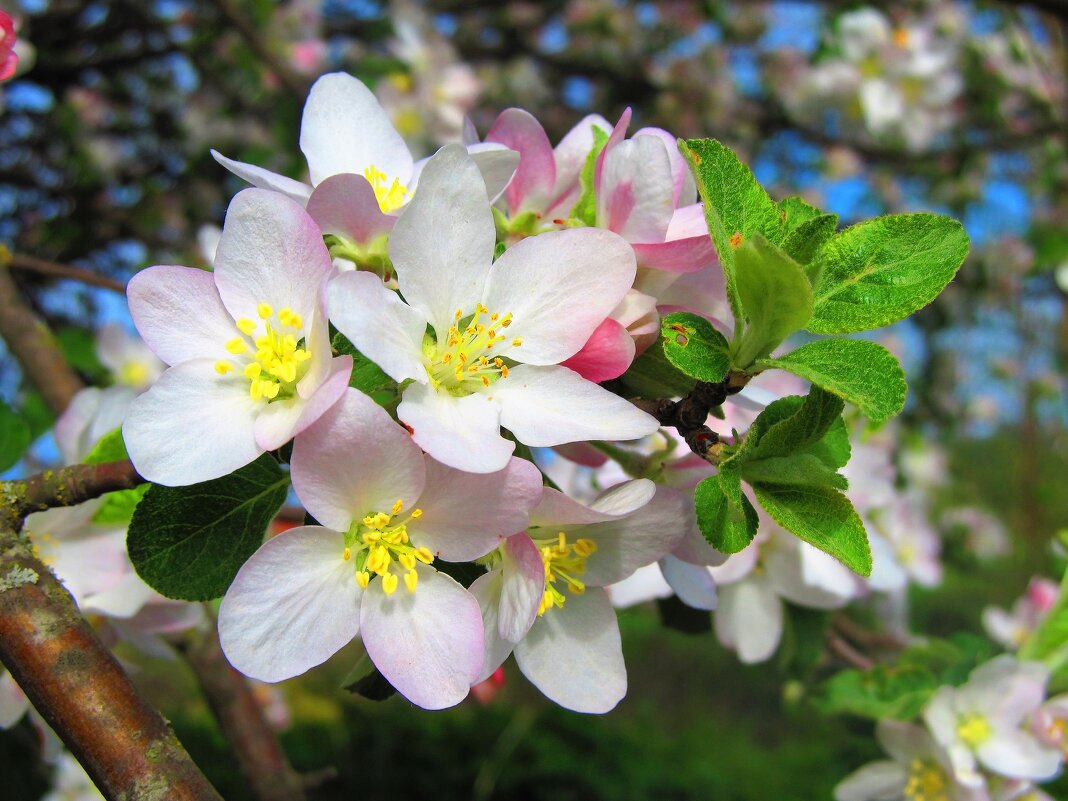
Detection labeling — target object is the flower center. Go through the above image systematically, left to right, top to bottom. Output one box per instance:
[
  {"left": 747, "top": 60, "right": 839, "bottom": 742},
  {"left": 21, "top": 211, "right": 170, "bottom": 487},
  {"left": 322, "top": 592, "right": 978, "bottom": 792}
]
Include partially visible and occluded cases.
[
  {"left": 363, "top": 164, "right": 409, "bottom": 213},
  {"left": 214, "top": 303, "right": 312, "bottom": 402},
  {"left": 424, "top": 304, "right": 521, "bottom": 394},
  {"left": 118, "top": 360, "right": 150, "bottom": 387},
  {"left": 344, "top": 499, "right": 433, "bottom": 596},
  {"left": 532, "top": 531, "right": 598, "bottom": 616},
  {"left": 956, "top": 713, "right": 993, "bottom": 748},
  {"left": 903, "top": 758, "right": 948, "bottom": 801}
]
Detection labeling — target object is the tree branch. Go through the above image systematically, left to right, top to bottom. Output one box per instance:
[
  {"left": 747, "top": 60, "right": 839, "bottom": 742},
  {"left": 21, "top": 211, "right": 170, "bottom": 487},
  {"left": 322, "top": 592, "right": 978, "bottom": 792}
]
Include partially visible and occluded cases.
[
  {"left": 7, "top": 252, "right": 127, "bottom": 294},
  {"left": 0, "top": 259, "right": 86, "bottom": 416},
  {"left": 646, "top": 372, "right": 750, "bottom": 462},
  {"left": 1, "top": 460, "right": 143, "bottom": 530},
  {"left": 0, "top": 521, "right": 223, "bottom": 800}
]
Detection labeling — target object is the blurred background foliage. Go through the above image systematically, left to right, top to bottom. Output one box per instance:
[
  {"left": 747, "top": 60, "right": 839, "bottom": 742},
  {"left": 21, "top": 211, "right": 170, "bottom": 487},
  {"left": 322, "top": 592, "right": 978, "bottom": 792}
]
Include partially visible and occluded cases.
[{"left": 2, "top": 0, "right": 1068, "bottom": 798}]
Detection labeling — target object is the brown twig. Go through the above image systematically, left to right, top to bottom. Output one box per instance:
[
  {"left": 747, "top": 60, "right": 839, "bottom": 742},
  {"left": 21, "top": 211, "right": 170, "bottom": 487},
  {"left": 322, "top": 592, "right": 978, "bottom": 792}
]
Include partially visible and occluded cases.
[
  {"left": 207, "top": 0, "right": 310, "bottom": 102},
  {"left": 7, "top": 252, "right": 127, "bottom": 294},
  {"left": 0, "top": 262, "right": 86, "bottom": 415},
  {"left": 647, "top": 372, "right": 750, "bottom": 463},
  {"left": 1, "top": 460, "right": 143, "bottom": 530},
  {"left": 0, "top": 521, "right": 223, "bottom": 800},
  {"left": 831, "top": 613, "right": 908, "bottom": 653},
  {"left": 177, "top": 618, "right": 308, "bottom": 801},
  {"left": 825, "top": 631, "right": 876, "bottom": 671}
]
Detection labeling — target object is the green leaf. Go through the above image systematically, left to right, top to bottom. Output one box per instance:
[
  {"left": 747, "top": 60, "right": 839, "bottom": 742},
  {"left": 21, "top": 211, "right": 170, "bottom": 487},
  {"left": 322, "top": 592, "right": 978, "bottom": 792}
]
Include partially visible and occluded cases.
[
  {"left": 570, "top": 125, "right": 610, "bottom": 227},
  {"left": 680, "top": 138, "right": 783, "bottom": 321},
  {"left": 778, "top": 196, "right": 823, "bottom": 232},
  {"left": 782, "top": 213, "right": 838, "bottom": 267},
  {"left": 808, "top": 213, "right": 969, "bottom": 334},
  {"left": 732, "top": 235, "right": 813, "bottom": 367},
  {"left": 660, "top": 312, "right": 730, "bottom": 383},
  {"left": 56, "top": 327, "right": 107, "bottom": 382},
  {"left": 332, "top": 331, "right": 400, "bottom": 411},
  {"left": 618, "top": 339, "right": 697, "bottom": 400},
  {"left": 758, "top": 339, "right": 907, "bottom": 424},
  {"left": 746, "top": 388, "right": 845, "bottom": 463},
  {"left": 18, "top": 391, "right": 54, "bottom": 440},
  {"left": 0, "top": 399, "right": 31, "bottom": 473},
  {"left": 84, "top": 428, "right": 129, "bottom": 464},
  {"left": 127, "top": 454, "right": 289, "bottom": 601},
  {"left": 741, "top": 454, "right": 848, "bottom": 490},
  {"left": 694, "top": 470, "right": 759, "bottom": 553},
  {"left": 92, "top": 484, "right": 150, "bottom": 524},
  {"left": 751, "top": 484, "right": 871, "bottom": 575},
  {"left": 1020, "top": 566, "right": 1068, "bottom": 666},
  {"left": 779, "top": 606, "right": 830, "bottom": 678},
  {"left": 341, "top": 653, "right": 397, "bottom": 701}
]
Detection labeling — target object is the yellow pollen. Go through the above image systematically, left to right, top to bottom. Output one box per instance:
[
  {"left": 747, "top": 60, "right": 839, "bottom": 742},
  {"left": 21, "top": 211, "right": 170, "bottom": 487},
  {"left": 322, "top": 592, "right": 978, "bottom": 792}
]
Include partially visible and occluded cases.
[
  {"left": 893, "top": 28, "right": 910, "bottom": 48},
  {"left": 363, "top": 164, "right": 409, "bottom": 213},
  {"left": 227, "top": 303, "right": 312, "bottom": 403},
  {"left": 257, "top": 303, "right": 273, "bottom": 319},
  {"left": 426, "top": 306, "right": 516, "bottom": 392},
  {"left": 236, "top": 318, "right": 256, "bottom": 335},
  {"left": 226, "top": 337, "right": 248, "bottom": 354},
  {"left": 512, "top": 337, "right": 522, "bottom": 347},
  {"left": 215, "top": 360, "right": 233, "bottom": 375},
  {"left": 119, "top": 361, "right": 150, "bottom": 386},
  {"left": 391, "top": 499, "right": 404, "bottom": 515},
  {"left": 345, "top": 508, "right": 435, "bottom": 597},
  {"left": 411, "top": 509, "right": 423, "bottom": 519},
  {"left": 533, "top": 531, "right": 596, "bottom": 615},
  {"left": 343, "top": 547, "right": 351, "bottom": 561},
  {"left": 415, "top": 547, "right": 433, "bottom": 563},
  {"left": 404, "top": 570, "right": 418, "bottom": 593},
  {"left": 356, "top": 571, "right": 370, "bottom": 588},
  {"left": 382, "top": 573, "right": 399, "bottom": 595},
  {"left": 956, "top": 714, "right": 993, "bottom": 748},
  {"left": 903, "top": 758, "right": 948, "bottom": 801}
]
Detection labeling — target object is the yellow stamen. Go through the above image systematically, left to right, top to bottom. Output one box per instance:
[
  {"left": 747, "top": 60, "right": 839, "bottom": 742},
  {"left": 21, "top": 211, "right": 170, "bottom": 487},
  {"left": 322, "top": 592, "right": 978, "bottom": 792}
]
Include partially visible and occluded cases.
[
  {"left": 257, "top": 303, "right": 273, "bottom": 319},
  {"left": 236, "top": 318, "right": 256, "bottom": 335},
  {"left": 226, "top": 337, "right": 248, "bottom": 354},
  {"left": 214, "top": 360, "right": 233, "bottom": 375},
  {"left": 404, "top": 570, "right": 418, "bottom": 593},
  {"left": 382, "top": 573, "right": 399, "bottom": 595}
]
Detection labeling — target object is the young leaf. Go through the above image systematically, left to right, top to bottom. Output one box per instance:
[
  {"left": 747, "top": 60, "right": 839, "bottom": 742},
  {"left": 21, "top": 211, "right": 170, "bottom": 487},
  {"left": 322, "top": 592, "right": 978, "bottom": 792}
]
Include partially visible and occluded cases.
[
  {"left": 570, "top": 125, "right": 610, "bottom": 227},
  {"left": 679, "top": 138, "right": 784, "bottom": 320},
  {"left": 778, "top": 196, "right": 823, "bottom": 232},
  {"left": 782, "top": 213, "right": 838, "bottom": 266},
  {"left": 808, "top": 213, "right": 969, "bottom": 334},
  {"left": 732, "top": 235, "right": 813, "bottom": 367},
  {"left": 660, "top": 312, "right": 730, "bottom": 383},
  {"left": 618, "top": 338, "right": 697, "bottom": 400},
  {"left": 758, "top": 339, "right": 907, "bottom": 424},
  {"left": 746, "top": 388, "right": 845, "bottom": 463},
  {"left": 0, "top": 400, "right": 30, "bottom": 473},
  {"left": 83, "top": 427, "right": 129, "bottom": 464},
  {"left": 83, "top": 428, "right": 149, "bottom": 523},
  {"left": 127, "top": 454, "right": 290, "bottom": 601},
  {"left": 740, "top": 454, "right": 848, "bottom": 490},
  {"left": 694, "top": 470, "right": 759, "bottom": 553},
  {"left": 751, "top": 484, "right": 871, "bottom": 575},
  {"left": 1019, "top": 566, "right": 1068, "bottom": 668}
]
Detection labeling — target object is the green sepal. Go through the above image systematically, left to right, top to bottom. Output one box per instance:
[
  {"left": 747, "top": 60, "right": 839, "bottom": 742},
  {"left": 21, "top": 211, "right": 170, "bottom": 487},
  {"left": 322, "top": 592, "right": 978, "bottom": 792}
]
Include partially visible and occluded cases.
[{"left": 570, "top": 126, "right": 610, "bottom": 227}]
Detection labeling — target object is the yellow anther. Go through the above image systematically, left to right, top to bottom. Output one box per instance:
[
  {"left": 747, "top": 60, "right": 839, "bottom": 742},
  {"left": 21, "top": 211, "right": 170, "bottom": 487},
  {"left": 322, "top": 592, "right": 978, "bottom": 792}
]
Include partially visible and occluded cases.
[
  {"left": 257, "top": 303, "right": 273, "bottom": 319},
  {"left": 277, "top": 307, "right": 293, "bottom": 325},
  {"left": 454, "top": 308, "right": 463, "bottom": 320},
  {"left": 490, "top": 312, "right": 499, "bottom": 321},
  {"left": 501, "top": 317, "right": 512, "bottom": 327},
  {"left": 236, "top": 318, "right": 257, "bottom": 335},
  {"left": 226, "top": 337, "right": 248, "bottom": 354},
  {"left": 512, "top": 337, "right": 522, "bottom": 347},
  {"left": 214, "top": 360, "right": 233, "bottom": 375},
  {"left": 244, "top": 363, "right": 261, "bottom": 380},
  {"left": 500, "top": 364, "right": 509, "bottom": 378},
  {"left": 481, "top": 376, "right": 490, "bottom": 387},
  {"left": 250, "top": 381, "right": 263, "bottom": 400},
  {"left": 262, "top": 381, "right": 280, "bottom": 400},
  {"left": 391, "top": 499, "right": 404, "bottom": 515},
  {"left": 411, "top": 508, "right": 423, "bottom": 519},
  {"left": 573, "top": 538, "right": 598, "bottom": 557},
  {"left": 342, "top": 547, "right": 351, "bottom": 561},
  {"left": 414, "top": 547, "right": 434, "bottom": 564},
  {"left": 399, "top": 553, "right": 416, "bottom": 570},
  {"left": 404, "top": 570, "right": 418, "bottom": 593},
  {"left": 356, "top": 571, "right": 370, "bottom": 589},
  {"left": 382, "top": 573, "right": 399, "bottom": 595},
  {"left": 957, "top": 714, "right": 993, "bottom": 748}
]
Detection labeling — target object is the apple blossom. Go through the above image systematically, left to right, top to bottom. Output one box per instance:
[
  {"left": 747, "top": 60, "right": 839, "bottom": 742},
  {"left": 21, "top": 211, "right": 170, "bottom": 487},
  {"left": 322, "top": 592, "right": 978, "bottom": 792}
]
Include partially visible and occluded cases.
[
  {"left": 0, "top": 11, "right": 18, "bottom": 82},
  {"left": 328, "top": 144, "right": 659, "bottom": 474},
  {"left": 123, "top": 188, "right": 352, "bottom": 486},
  {"left": 218, "top": 388, "right": 543, "bottom": 710},
  {"left": 469, "top": 480, "right": 690, "bottom": 713},
  {"left": 983, "top": 579, "right": 1060, "bottom": 651},
  {"left": 924, "top": 656, "right": 1062, "bottom": 787}
]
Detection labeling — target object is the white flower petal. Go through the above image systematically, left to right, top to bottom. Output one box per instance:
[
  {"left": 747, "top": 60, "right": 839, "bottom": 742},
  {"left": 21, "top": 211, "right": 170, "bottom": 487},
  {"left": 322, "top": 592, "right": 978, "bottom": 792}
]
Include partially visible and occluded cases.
[
  {"left": 299, "top": 72, "right": 413, "bottom": 186},
  {"left": 596, "top": 135, "right": 674, "bottom": 243},
  {"left": 466, "top": 143, "right": 520, "bottom": 204},
  {"left": 389, "top": 144, "right": 495, "bottom": 339},
  {"left": 210, "top": 149, "right": 312, "bottom": 204},
  {"left": 305, "top": 173, "right": 395, "bottom": 244},
  {"left": 483, "top": 228, "right": 636, "bottom": 365},
  {"left": 327, "top": 270, "right": 429, "bottom": 384},
  {"left": 252, "top": 353, "right": 350, "bottom": 452},
  {"left": 123, "top": 359, "right": 261, "bottom": 486},
  {"left": 493, "top": 364, "right": 659, "bottom": 447},
  {"left": 398, "top": 382, "right": 513, "bottom": 474},
  {"left": 291, "top": 389, "right": 425, "bottom": 531},
  {"left": 409, "top": 457, "right": 542, "bottom": 562},
  {"left": 218, "top": 526, "right": 360, "bottom": 682},
  {"left": 498, "top": 533, "right": 545, "bottom": 643},
  {"left": 660, "top": 555, "right": 718, "bottom": 610},
  {"left": 360, "top": 564, "right": 483, "bottom": 710},
  {"left": 607, "top": 564, "right": 673, "bottom": 609},
  {"left": 469, "top": 570, "right": 515, "bottom": 683},
  {"left": 717, "top": 576, "right": 783, "bottom": 664},
  {"left": 514, "top": 588, "right": 625, "bottom": 714},
  {"left": 0, "top": 671, "right": 29, "bottom": 728},
  {"left": 977, "top": 731, "right": 1062, "bottom": 782},
  {"left": 833, "top": 761, "right": 906, "bottom": 801}
]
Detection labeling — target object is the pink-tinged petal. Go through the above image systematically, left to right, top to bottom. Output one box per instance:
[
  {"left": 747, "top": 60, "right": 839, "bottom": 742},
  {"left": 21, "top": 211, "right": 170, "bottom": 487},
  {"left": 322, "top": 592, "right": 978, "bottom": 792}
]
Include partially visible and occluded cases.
[
  {"left": 299, "top": 72, "right": 413, "bottom": 186},
  {"left": 486, "top": 108, "right": 555, "bottom": 214},
  {"left": 593, "top": 108, "right": 632, "bottom": 193},
  {"left": 551, "top": 113, "right": 612, "bottom": 207},
  {"left": 632, "top": 127, "right": 697, "bottom": 207},
  {"left": 596, "top": 136, "right": 674, "bottom": 243},
  {"left": 466, "top": 143, "right": 521, "bottom": 204},
  {"left": 389, "top": 145, "right": 495, "bottom": 339},
  {"left": 210, "top": 150, "right": 313, "bottom": 205},
  {"left": 306, "top": 174, "right": 395, "bottom": 244},
  {"left": 214, "top": 189, "right": 334, "bottom": 324},
  {"left": 666, "top": 203, "right": 709, "bottom": 240},
  {"left": 483, "top": 229, "right": 636, "bottom": 365},
  {"left": 631, "top": 236, "right": 715, "bottom": 274},
  {"left": 127, "top": 265, "right": 237, "bottom": 366},
  {"left": 328, "top": 270, "right": 428, "bottom": 384},
  {"left": 294, "top": 309, "right": 334, "bottom": 400},
  {"left": 560, "top": 318, "right": 635, "bottom": 383},
  {"left": 253, "top": 353, "right": 351, "bottom": 451},
  {"left": 123, "top": 359, "right": 261, "bottom": 486},
  {"left": 493, "top": 364, "right": 659, "bottom": 448},
  {"left": 398, "top": 382, "right": 513, "bottom": 474},
  {"left": 54, "top": 386, "right": 136, "bottom": 463},
  {"left": 292, "top": 388, "right": 425, "bottom": 531},
  {"left": 552, "top": 442, "right": 608, "bottom": 468},
  {"left": 409, "top": 457, "right": 542, "bottom": 562},
  {"left": 588, "top": 477, "right": 657, "bottom": 516},
  {"left": 574, "top": 484, "right": 690, "bottom": 586},
  {"left": 530, "top": 485, "right": 625, "bottom": 528},
  {"left": 671, "top": 521, "right": 728, "bottom": 566},
  {"left": 219, "top": 526, "right": 360, "bottom": 682},
  {"left": 498, "top": 533, "right": 545, "bottom": 643},
  {"left": 707, "top": 541, "right": 761, "bottom": 585},
  {"left": 765, "top": 541, "right": 853, "bottom": 610},
  {"left": 660, "top": 555, "right": 717, "bottom": 610},
  {"left": 360, "top": 564, "right": 483, "bottom": 710},
  {"left": 607, "top": 564, "right": 673, "bottom": 608},
  {"left": 469, "top": 570, "right": 515, "bottom": 683},
  {"left": 80, "top": 572, "right": 157, "bottom": 620},
  {"left": 716, "top": 576, "right": 783, "bottom": 664},
  {"left": 514, "top": 588, "right": 625, "bottom": 714},
  {"left": 0, "top": 671, "right": 29, "bottom": 728},
  {"left": 876, "top": 721, "right": 943, "bottom": 765},
  {"left": 977, "top": 732, "right": 1062, "bottom": 782},
  {"left": 833, "top": 761, "right": 906, "bottom": 801}
]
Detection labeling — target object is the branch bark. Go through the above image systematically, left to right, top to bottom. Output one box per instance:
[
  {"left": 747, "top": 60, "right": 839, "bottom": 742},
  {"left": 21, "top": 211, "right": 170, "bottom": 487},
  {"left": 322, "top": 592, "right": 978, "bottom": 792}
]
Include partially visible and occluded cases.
[
  {"left": 7, "top": 252, "right": 127, "bottom": 294},
  {"left": 1, "top": 460, "right": 143, "bottom": 530}
]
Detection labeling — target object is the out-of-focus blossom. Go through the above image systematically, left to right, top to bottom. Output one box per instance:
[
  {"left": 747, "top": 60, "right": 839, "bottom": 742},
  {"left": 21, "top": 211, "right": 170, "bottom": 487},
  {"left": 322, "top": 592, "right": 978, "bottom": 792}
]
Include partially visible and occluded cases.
[
  {"left": 1, "top": 10, "right": 19, "bottom": 82},
  {"left": 943, "top": 507, "right": 1011, "bottom": 559},
  {"left": 983, "top": 578, "right": 1060, "bottom": 651},
  {"left": 43, "top": 752, "right": 104, "bottom": 801}
]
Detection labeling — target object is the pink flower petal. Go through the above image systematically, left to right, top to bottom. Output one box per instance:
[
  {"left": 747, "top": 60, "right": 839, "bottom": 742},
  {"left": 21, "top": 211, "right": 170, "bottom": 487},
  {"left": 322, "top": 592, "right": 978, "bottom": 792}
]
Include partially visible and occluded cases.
[
  {"left": 486, "top": 108, "right": 556, "bottom": 215},
  {"left": 306, "top": 174, "right": 395, "bottom": 244},
  {"left": 560, "top": 317, "right": 636, "bottom": 383}
]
